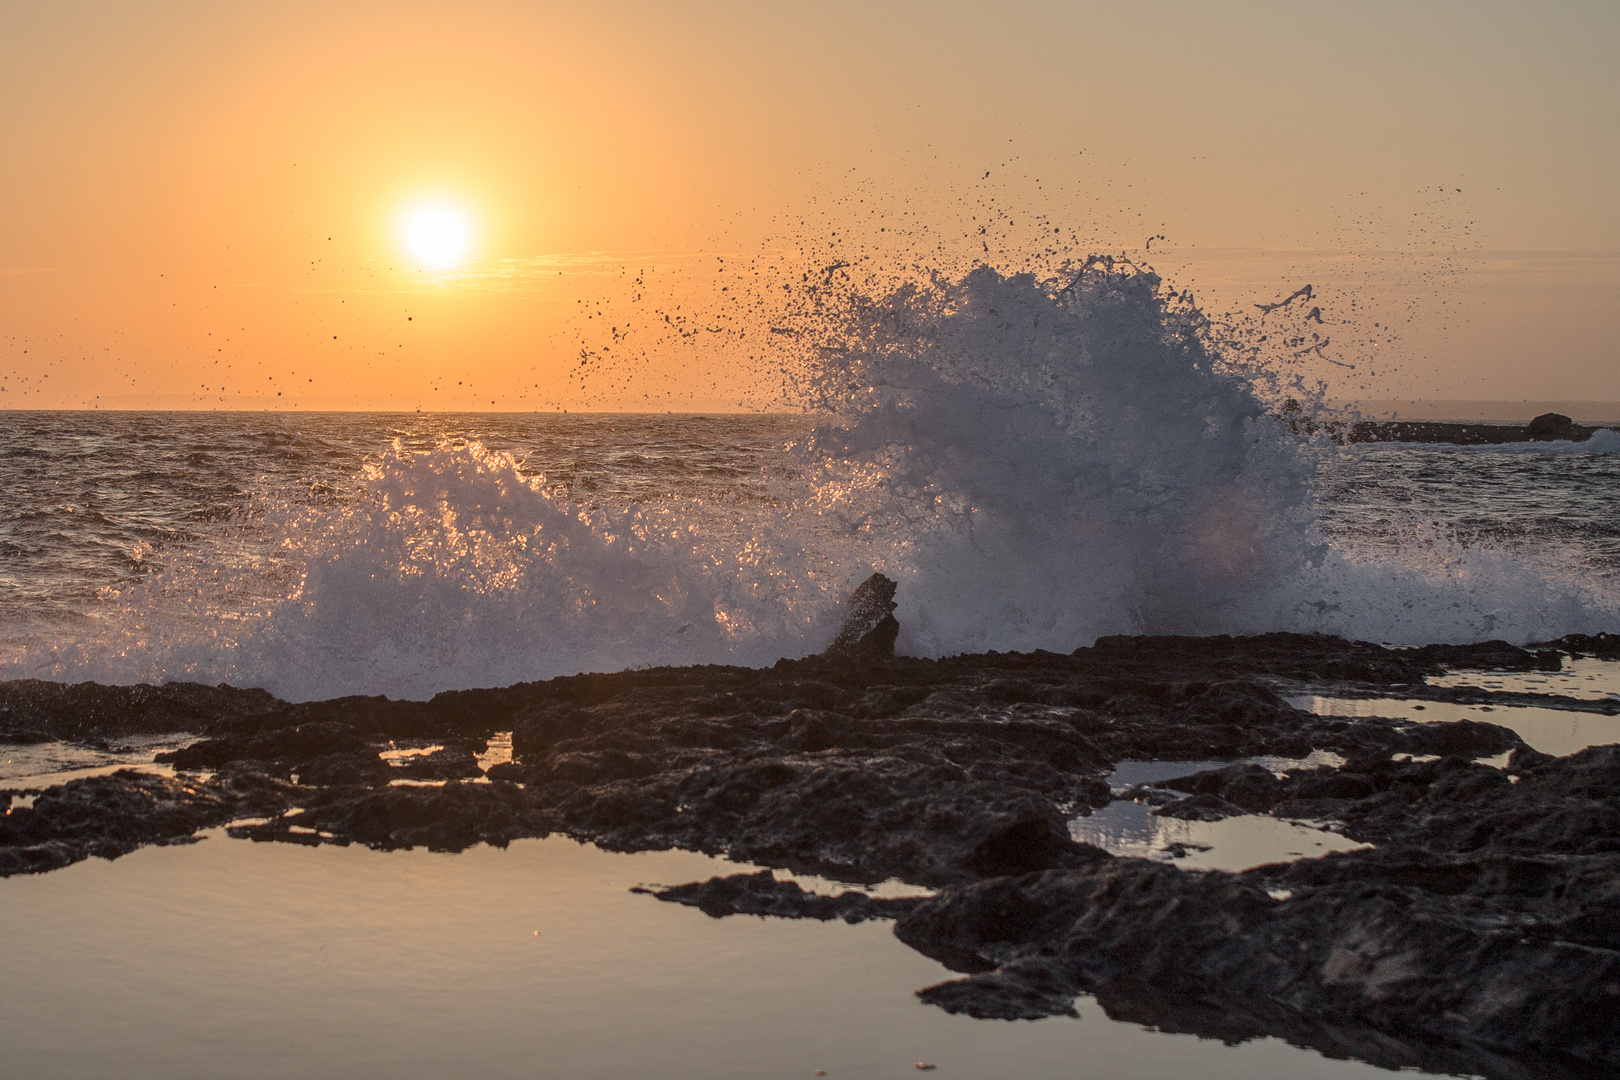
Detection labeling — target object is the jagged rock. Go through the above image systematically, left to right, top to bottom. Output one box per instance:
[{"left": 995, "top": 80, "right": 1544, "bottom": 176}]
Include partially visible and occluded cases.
[
  {"left": 1527, "top": 412, "right": 1579, "bottom": 441},
  {"left": 822, "top": 572, "right": 899, "bottom": 659},
  {"left": 5, "top": 631, "right": 1620, "bottom": 1076},
  {"left": 1537, "top": 632, "right": 1620, "bottom": 659},
  {"left": 0, "top": 679, "right": 281, "bottom": 741},
  {"left": 157, "top": 721, "right": 370, "bottom": 771},
  {"left": 388, "top": 744, "right": 485, "bottom": 780},
  {"left": 294, "top": 751, "right": 392, "bottom": 787},
  {"left": 1164, "top": 762, "right": 1285, "bottom": 811},
  {"left": 0, "top": 770, "right": 238, "bottom": 875},
  {"left": 228, "top": 780, "right": 548, "bottom": 852},
  {"left": 1153, "top": 792, "right": 1247, "bottom": 821},
  {"left": 896, "top": 852, "right": 1620, "bottom": 1074},
  {"left": 635, "top": 868, "right": 923, "bottom": 923}
]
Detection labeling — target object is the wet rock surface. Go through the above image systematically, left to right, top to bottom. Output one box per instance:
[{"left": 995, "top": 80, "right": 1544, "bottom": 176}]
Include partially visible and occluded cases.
[
  {"left": 1528, "top": 411, "right": 1580, "bottom": 441},
  {"left": 1348, "top": 417, "right": 1616, "bottom": 445},
  {"left": 822, "top": 572, "right": 901, "bottom": 659},
  {"left": 3, "top": 631, "right": 1619, "bottom": 1077},
  {"left": 1538, "top": 632, "right": 1620, "bottom": 660},
  {"left": 0, "top": 679, "right": 280, "bottom": 741},
  {"left": 388, "top": 743, "right": 486, "bottom": 781},
  {"left": 0, "top": 771, "right": 242, "bottom": 875},
  {"left": 897, "top": 850, "right": 1619, "bottom": 1080},
  {"left": 635, "top": 868, "right": 921, "bottom": 923}
]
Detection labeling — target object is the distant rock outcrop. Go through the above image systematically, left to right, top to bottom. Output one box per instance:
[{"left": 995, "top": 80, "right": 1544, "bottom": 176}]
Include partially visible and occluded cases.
[
  {"left": 1527, "top": 411, "right": 1579, "bottom": 441},
  {"left": 1347, "top": 413, "right": 1609, "bottom": 445},
  {"left": 821, "top": 573, "right": 900, "bottom": 659}
]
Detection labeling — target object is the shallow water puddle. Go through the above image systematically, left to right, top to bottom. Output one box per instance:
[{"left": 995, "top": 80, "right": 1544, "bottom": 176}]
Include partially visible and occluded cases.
[
  {"left": 1425, "top": 656, "right": 1620, "bottom": 702},
  {"left": 1289, "top": 695, "right": 1619, "bottom": 757},
  {"left": 478, "top": 729, "right": 513, "bottom": 770},
  {"left": 1, "top": 732, "right": 518, "bottom": 794},
  {"left": 0, "top": 734, "right": 189, "bottom": 789},
  {"left": 378, "top": 742, "right": 447, "bottom": 760},
  {"left": 1102, "top": 752, "right": 1344, "bottom": 793},
  {"left": 1074, "top": 757, "right": 1367, "bottom": 873},
  {"left": 1102, "top": 759, "right": 1228, "bottom": 789},
  {"left": 1069, "top": 799, "right": 1369, "bottom": 872},
  {"left": 0, "top": 834, "right": 1417, "bottom": 1080},
  {"left": 769, "top": 867, "right": 932, "bottom": 900}
]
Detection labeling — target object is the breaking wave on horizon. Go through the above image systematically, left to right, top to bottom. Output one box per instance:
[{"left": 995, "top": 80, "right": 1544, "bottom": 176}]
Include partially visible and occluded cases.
[{"left": 2, "top": 259, "right": 1617, "bottom": 701}]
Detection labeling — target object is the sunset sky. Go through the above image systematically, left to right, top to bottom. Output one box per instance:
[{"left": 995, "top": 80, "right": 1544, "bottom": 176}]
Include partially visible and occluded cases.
[{"left": 2, "top": 0, "right": 1615, "bottom": 412}]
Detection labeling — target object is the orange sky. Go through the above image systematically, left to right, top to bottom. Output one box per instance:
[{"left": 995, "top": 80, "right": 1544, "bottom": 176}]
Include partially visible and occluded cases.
[{"left": 2, "top": 0, "right": 1616, "bottom": 411}]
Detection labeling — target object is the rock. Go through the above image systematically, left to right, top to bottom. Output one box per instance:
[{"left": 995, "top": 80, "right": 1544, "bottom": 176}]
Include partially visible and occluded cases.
[
  {"left": 1527, "top": 412, "right": 1578, "bottom": 441},
  {"left": 822, "top": 573, "right": 899, "bottom": 659},
  {"left": 6, "top": 631, "right": 1620, "bottom": 1075},
  {"left": 1537, "top": 632, "right": 1620, "bottom": 659},
  {"left": 1409, "top": 638, "right": 1565, "bottom": 672},
  {"left": 0, "top": 679, "right": 281, "bottom": 742},
  {"left": 511, "top": 706, "right": 595, "bottom": 762},
  {"left": 1399, "top": 716, "right": 1525, "bottom": 757},
  {"left": 158, "top": 721, "right": 370, "bottom": 771},
  {"left": 388, "top": 744, "right": 485, "bottom": 781},
  {"left": 295, "top": 751, "right": 392, "bottom": 788},
  {"left": 483, "top": 761, "right": 531, "bottom": 784},
  {"left": 1164, "top": 762, "right": 1285, "bottom": 811},
  {"left": 0, "top": 770, "right": 238, "bottom": 875},
  {"left": 228, "top": 780, "right": 548, "bottom": 852},
  {"left": 1153, "top": 792, "right": 1246, "bottom": 821},
  {"left": 896, "top": 853, "right": 1620, "bottom": 1074},
  {"left": 634, "top": 869, "right": 922, "bottom": 923}
]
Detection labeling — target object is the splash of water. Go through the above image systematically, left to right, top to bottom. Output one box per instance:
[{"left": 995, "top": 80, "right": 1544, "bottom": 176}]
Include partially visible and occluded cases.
[
  {"left": 782, "top": 261, "right": 1322, "bottom": 653},
  {"left": 10, "top": 262, "right": 1617, "bottom": 700},
  {"left": 29, "top": 439, "right": 841, "bottom": 700}
]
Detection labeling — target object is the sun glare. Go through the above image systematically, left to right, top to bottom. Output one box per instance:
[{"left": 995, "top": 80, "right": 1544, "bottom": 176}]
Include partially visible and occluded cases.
[{"left": 401, "top": 203, "right": 471, "bottom": 267}]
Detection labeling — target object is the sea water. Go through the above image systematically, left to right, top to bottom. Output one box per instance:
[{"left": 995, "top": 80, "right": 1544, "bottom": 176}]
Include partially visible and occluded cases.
[
  {"left": 4, "top": 263, "right": 1620, "bottom": 1079},
  {"left": 0, "top": 412, "right": 1616, "bottom": 701},
  {"left": 0, "top": 834, "right": 1416, "bottom": 1080}
]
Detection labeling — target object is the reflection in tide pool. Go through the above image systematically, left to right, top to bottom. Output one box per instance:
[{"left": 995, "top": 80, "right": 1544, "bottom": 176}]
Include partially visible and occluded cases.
[
  {"left": 1425, "top": 657, "right": 1620, "bottom": 702},
  {"left": 1290, "top": 696, "right": 1619, "bottom": 758},
  {"left": 0, "top": 734, "right": 189, "bottom": 790},
  {"left": 1073, "top": 758, "right": 1369, "bottom": 873},
  {"left": 1068, "top": 799, "right": 1369, "bottom": 872},
  {"left": 0, "top": 833, "right": 1416, "bottom": 1080}
]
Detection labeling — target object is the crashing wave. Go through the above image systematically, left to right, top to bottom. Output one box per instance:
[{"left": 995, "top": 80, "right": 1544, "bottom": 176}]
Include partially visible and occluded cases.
[{"left": 8, "top": 261, "right": 1616, "bottom": 700}]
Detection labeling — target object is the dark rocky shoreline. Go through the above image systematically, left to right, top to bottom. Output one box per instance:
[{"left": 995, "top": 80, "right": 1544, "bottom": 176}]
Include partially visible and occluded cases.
[
  {"left": 1280, "top": 406, "right": 1620, "bottom": 445},
  {"left": 1349, "top": 418, "right": 1616, "bottom": 445},
  {"left": 4, "top": 630, "right": 1620, "bottom": 1078}
]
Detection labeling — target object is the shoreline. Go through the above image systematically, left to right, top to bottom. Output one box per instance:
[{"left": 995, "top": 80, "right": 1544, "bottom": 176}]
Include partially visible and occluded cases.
[
  {"left": 1348, "top": 419, "right": 1620, "bottom": 445},
  {"left": 3, "top": 631, "right": 1619, "bottom": 1078}
]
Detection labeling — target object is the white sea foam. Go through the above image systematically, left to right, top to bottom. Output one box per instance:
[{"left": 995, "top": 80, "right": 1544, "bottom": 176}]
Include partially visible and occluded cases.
[
  {"left": 8, "top": 263, "right": 1617, "bottom": 700},
  {"left": 779, "top": 264, "right": 1618, "bottom": 656},
  {"left": 785, "top": 264, "right": 1322, "bottom": 653},
  {"left": 22, "top": 441, "right": 840, "bottom": 700}
]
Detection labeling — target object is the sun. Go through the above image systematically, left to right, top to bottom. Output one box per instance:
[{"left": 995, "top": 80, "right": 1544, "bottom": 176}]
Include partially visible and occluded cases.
[{"left": 400, "top": 202, "right": 471, "bottom": 267}]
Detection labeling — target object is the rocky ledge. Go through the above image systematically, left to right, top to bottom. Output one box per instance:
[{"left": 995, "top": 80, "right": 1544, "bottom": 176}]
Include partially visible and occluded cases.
[
  {"left": 1278, "top": 406, "right": 1620, "bottom": 446},
  {"left": 1347, "top": 412, "right": 1618, "bottom": 445},
  {"left": 3, "top": 630, "right": 1619, "bottom": 1078}
]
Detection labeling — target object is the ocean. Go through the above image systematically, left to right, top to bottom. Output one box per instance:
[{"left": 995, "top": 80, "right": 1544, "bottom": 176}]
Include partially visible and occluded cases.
[
  {"left": 6, "top": 263, "right": 1620, "bottom": 1080},
  {"left": 7, "top": 264, "right": 1620, "bottom": 702},
  {"left": 1, "top": 404, "right": 1616, "bottom": 703}
]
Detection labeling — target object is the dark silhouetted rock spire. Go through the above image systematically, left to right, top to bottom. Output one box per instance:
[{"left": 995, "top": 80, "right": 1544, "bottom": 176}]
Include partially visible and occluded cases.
[{"left": 822, "top": 573, "right": 899, "bottom": 659}]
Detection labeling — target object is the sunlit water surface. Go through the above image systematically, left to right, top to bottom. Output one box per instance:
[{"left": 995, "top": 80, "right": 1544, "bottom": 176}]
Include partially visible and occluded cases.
[
  {"left": 3, "top": 412, "right": 1620, "bottom": 1078},
  {"left": 1288, "top": 694, "right": 1620, "bottom": 758},
  {"left": 0, "top": 834, "right": 1412, "bottom": 1080}
]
